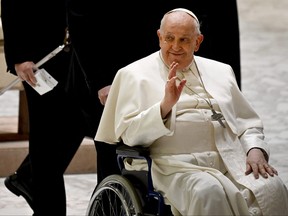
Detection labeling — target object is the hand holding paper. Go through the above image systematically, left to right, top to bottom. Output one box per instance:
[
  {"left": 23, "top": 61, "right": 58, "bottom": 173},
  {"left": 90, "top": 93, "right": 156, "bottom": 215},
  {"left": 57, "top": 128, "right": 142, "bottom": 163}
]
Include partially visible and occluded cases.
[{"left": 29, "top": 69, "right": 58, "bottom": 95}]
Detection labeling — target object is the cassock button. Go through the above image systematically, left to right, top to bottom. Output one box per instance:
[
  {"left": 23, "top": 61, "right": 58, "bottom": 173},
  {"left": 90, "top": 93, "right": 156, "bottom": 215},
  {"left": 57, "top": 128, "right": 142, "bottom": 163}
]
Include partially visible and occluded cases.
[{"left": 251, "top": 208, "right": 260, "bottom": 215}]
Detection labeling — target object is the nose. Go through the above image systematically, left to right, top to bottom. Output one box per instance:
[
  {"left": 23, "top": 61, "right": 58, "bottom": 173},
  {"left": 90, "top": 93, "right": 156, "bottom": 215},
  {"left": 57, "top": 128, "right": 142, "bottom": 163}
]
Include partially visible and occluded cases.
[{"left": 171, "top": 40, "right": 181, "bottom": 51}]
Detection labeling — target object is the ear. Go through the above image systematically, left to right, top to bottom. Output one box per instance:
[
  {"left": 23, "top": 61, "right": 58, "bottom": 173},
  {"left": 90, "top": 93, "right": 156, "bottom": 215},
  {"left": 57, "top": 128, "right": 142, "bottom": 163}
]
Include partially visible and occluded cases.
[
  {"left": 157, "top": 29, "right": 163, "bottom": 47},
  {"left": 157, "top": 29, "right": 162, "bottom": 41},
  {"left": 194, "top": 34, "right": 204, "bottom": 52}
]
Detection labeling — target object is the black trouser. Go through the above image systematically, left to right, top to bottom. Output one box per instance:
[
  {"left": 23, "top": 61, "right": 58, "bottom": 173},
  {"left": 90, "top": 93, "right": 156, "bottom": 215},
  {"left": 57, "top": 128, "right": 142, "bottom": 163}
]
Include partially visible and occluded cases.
[
  {"left": 23, "top": 79, "right": 86, "bottom": 216},
  {"left": 16, "top": 84, "right": 120, "bottom": 216}
]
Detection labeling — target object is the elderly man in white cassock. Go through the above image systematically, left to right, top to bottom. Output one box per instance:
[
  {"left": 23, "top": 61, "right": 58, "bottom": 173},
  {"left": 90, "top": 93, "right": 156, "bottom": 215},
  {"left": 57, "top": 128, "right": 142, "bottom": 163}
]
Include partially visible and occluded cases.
[{"left": 95, "top": 8, "right": 288, "bottom": 216}]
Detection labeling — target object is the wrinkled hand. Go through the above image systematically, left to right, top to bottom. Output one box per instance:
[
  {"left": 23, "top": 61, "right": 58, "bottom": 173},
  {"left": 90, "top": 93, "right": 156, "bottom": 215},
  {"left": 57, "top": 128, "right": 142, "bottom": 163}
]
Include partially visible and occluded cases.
[
  {"left": 15, "top": 62, "right": 38, "bottom": 87},
  {"left": 160, "top": 62, "right": 186, "bottom": 118},
  {"left": 98, "top": 85, "right": 111, "bottom": 105},
  {"left": 245, "top": 148, "right": 278, "bottom": 179}
]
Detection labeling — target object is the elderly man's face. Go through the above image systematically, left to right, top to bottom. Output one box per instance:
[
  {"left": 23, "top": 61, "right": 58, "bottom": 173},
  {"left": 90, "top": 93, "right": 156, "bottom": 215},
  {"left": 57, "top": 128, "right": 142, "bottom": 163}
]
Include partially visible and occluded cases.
[{"left": 158, "top": 12, "right": 203, "bottom": 70}]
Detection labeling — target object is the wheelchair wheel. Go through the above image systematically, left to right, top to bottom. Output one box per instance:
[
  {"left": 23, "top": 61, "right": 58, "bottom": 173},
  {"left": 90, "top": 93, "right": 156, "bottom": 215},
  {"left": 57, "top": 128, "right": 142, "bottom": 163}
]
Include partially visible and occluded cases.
[{"left": 86, "top": 174, "right": 143, "bottom": 216}]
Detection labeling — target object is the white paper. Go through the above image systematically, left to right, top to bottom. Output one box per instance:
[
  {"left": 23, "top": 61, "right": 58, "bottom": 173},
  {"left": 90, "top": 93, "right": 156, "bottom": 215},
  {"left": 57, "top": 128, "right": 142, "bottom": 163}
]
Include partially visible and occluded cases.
[{"left": 28, "top": 69, "right": 58, "bottom": 95}]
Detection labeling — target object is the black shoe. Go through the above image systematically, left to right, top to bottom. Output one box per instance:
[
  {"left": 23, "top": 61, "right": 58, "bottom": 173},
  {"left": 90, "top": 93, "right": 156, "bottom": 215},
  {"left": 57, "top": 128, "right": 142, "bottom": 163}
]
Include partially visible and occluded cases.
[{"left": 4, "top": 172, "right": 34, "bottom": 210}]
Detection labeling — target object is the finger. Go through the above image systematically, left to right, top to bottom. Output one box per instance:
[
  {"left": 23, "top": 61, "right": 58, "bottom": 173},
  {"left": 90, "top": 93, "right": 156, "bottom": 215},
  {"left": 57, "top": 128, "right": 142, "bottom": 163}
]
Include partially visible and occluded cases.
[
  {"left": 170, "top": 61, "right": 177, "bottom": 69},
  {"left": 168, "top": 62, "right": 178, "bottom": 79},
  {"left": 32, "top": 65, "right": 39, "bottom": 71},
  {"left": 26, "top": 70, "right": 37, "bottom": 84},
  {"left": 19, "top": 73, "right": 29, "bottom": 82},
  {"left": 18, "top": 75, "right": 25, "bottom": 81},
  {"left": 25, "top": 76, "right": 37, "bottom": 87},
  {"left": 166, "top": 76, "right": 177, "bottom": 85},
  {"left": 169, "top": 76, "right": 177, "bottom": 85},
  {"left": 178, "top": 79, "right": 187, "bottom": 91},
  {"left": 99, "top": 99, "right": 105, "bottom": 106},
  {"left": 245, "top": 163, "right": 252, "bottom": 175},
  {"left": 250, "top": 163, "right": 260, "bottom": 179},
  {"left": 258, "top": 164, "right": 268, "bottom": 178},
  {"left": 264, "top": 164, "right": 277, "bottom": 176},
  {"left": 271, "top": 167, "right": 278, "bottom": 176}
]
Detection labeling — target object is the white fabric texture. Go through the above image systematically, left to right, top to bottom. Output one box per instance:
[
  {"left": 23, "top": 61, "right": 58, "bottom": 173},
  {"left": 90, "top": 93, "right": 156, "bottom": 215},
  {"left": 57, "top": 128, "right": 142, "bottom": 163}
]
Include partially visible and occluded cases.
[{"left": 95, "top": 51, "right": 288, "bottom": 215}]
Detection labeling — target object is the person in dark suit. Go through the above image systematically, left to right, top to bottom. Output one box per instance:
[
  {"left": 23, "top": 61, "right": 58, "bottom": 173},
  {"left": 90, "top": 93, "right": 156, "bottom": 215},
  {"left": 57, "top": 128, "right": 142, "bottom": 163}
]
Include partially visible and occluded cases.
[
  {"left": 1, "top": 0, "right": 119, "bottom": 215},
  {"left": 1, "top": 0, "right": 83, "bottom": 215},
  {"left": 65, "top": 0, "right": 122, "bottom": 187}
]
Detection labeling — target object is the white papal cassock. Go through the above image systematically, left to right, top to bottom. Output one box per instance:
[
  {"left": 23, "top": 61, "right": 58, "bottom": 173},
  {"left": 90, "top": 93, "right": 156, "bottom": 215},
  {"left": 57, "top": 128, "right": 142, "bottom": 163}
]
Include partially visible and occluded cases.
[{"left": 95, "top": 51, "right": 288, "bottom": 215}]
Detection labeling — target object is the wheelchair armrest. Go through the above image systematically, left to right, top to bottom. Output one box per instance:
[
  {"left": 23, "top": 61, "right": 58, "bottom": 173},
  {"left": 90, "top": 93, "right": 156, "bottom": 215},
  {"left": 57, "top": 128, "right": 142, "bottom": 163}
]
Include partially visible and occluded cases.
[
  {"left": 116, "top": 144, "right": 150, "bottom": 158},
  {"left": 116, "top": 144, "right": 152, "bottom": 181},
  {"left": 116, "top": 144, "right": 168, "bottom": 215},
  {"left": 116, "top": 144, "right": 154, "bottom": 194}
]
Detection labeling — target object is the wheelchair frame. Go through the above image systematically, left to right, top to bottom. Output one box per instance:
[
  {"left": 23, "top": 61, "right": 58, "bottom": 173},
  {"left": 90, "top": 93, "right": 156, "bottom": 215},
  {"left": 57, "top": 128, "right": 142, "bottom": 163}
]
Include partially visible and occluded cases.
[{"left": 86, "top": 145, "right": 172, "bottom": 216}]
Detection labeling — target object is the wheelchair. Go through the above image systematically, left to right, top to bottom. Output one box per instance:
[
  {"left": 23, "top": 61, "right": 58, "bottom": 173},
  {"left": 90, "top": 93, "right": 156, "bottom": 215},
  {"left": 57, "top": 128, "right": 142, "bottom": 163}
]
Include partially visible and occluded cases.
[{"left": 86, "top": 144, "right": 173, "bottom": 216}]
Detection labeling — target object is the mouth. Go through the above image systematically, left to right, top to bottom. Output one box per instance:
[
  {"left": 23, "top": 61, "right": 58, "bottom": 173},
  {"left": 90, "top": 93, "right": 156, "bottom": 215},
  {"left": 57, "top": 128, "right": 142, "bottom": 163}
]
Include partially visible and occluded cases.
[{"left": 169, "top": 51, "right": 184, "bottom": 57}]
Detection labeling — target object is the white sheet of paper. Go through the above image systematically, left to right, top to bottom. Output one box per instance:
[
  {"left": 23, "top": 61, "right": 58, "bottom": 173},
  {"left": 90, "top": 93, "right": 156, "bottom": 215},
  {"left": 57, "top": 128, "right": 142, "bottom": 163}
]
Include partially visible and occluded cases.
[{"left": 29, "top": 69, "right": 58, "bottom": 95}]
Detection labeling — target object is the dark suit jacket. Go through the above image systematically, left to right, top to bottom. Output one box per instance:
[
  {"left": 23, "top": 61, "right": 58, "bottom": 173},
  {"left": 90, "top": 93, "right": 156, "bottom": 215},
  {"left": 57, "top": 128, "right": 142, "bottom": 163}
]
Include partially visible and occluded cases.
[
  {"left": 1, "top": 0, "right": 74, "bottom": 100},
  {"left": 1, "top": 0, "right": 69, "bottom": 78}
]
